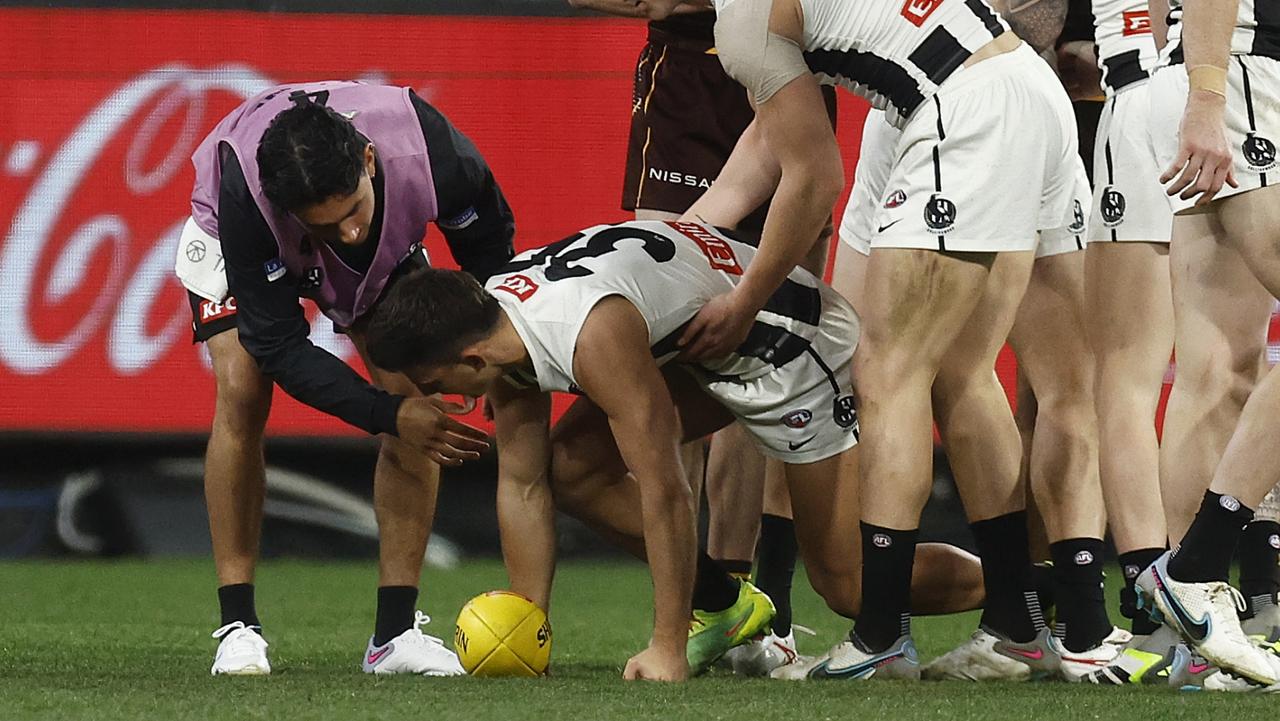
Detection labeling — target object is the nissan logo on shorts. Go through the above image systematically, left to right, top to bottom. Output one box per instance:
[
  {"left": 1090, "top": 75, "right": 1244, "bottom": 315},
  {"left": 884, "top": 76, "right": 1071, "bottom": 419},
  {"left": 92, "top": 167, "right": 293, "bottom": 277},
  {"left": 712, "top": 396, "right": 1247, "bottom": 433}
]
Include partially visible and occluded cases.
[{"left": 781, "top": 409, "right": 812, "bottom": 429}]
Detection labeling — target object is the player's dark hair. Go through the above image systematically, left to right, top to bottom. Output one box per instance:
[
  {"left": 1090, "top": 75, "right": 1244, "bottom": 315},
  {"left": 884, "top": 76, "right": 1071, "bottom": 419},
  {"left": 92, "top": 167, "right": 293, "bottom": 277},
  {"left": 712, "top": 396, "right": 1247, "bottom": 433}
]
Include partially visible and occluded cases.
[
  {"left": 257, "top": 102, "right": 366, "bottom": 212},
  {"left": 365, "top": 268, "right": 502, "bottom": 372}
]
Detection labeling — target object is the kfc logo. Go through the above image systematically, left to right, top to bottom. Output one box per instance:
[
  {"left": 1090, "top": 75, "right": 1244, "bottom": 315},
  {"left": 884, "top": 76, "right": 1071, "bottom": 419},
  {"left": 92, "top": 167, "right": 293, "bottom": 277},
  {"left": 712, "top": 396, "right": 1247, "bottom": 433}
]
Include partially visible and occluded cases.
[
  {"left": 901, "top": 0, "right": 945, "bottom": 26},
  {"left": 1122, "top": 10, "right": 1151, "bottom": 36},
  {"left": 494, "top": 274, "right": 539, "bottom": 301},
  {"left": 199, "top": 297, "right": 237, "bottom": 322}
]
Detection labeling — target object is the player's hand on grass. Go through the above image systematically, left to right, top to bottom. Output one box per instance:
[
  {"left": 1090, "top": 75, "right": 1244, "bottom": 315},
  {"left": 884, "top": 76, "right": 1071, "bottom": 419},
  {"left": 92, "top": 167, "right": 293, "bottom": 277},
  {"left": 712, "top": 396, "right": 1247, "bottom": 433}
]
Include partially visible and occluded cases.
[
  {"left": 1162, "top": 90, "right": 1238, "bottom": 206},
  {"left": 677, "top": 291, "right": 755, "bottom": 362},
  {"left": 395, "top": 395, "right": 490, "bottom": 466},
  {"left": 622, "top": 643, "right": 689, "bottom": 682}
]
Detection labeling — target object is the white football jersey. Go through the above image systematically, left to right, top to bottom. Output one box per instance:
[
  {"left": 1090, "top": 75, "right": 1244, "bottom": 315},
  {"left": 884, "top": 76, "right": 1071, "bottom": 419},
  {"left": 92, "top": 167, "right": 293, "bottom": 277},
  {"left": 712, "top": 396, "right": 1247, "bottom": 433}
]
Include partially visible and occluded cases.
[
  {"left": 715, "top": 0, "right": 1008, "bottom": 126},
  {"left": 1092, "top": 0, "right": 1160, "bottom": 94},
  {"left": 1164, "top": 0, "right": 1280, "bottom": 61},
  {"left": 486, "top": 220, "right": 846, "bottom": 394}
]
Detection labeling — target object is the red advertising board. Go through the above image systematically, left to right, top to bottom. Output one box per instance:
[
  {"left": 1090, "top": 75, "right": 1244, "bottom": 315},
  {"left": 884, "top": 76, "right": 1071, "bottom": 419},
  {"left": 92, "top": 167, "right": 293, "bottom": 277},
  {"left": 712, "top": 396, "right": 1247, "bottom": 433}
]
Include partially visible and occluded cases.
[
  {"left": 0, "top": 8, "right": 872, "bottom": 435},
  {"left": 3, "top": 8, "right": 1274, "bottom": 438}
]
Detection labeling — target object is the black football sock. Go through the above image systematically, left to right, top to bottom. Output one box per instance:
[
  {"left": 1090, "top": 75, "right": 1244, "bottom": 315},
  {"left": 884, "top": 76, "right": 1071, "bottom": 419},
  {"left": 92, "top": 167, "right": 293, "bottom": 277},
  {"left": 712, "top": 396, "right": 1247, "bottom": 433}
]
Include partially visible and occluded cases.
[
  {"left": 1169, "top": 491, "right": 1254, "bottom": 583},
  {"left": 971, "top": 511, "right": 1045, "bottom": 643},
  {"left": 755, "top": 514, "right": 798, "bottom": 637},
  {"left": 1238, "top": 520, "right": 1280, "bottom": 619},
  {"left": 853, "top": 523, "right": 917, "bottom": 653},
  {"left": 1050, "top": 538, "right": 1111, "bottom": 652},
  {"left": 1118, "top": 548, "right": 1165, "bottom": 635},
  {"left": 692, "top": 551, "right": 740, "bottom": 613},
  {"left": 717, "top": 559, "right": 754, "bottom": 580},
  {"left": 1031, "top": 561, "right": 1056, "bottom": 620},
  {"left": 218, "top": 583, "right": 261, "bottom": 632},
  {"left": 373, "top": 586, "right": 418, "bottom": 647}
]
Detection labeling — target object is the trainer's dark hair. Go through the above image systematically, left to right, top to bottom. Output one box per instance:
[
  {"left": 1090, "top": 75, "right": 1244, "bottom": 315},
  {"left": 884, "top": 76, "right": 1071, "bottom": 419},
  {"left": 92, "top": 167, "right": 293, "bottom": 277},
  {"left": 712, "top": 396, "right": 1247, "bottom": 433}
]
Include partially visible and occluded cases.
[
  {"left": 257, "top": 102, "right": 366, "bottom": 212},
  {"left": 366, "top": 268, "right": 502, "bottom": 372}
]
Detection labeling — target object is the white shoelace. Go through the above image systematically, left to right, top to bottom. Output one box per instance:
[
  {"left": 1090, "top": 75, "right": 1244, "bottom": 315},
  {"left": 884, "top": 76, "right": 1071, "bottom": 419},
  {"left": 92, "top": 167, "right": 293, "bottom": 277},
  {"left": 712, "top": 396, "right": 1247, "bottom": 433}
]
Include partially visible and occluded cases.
[{"left": 408, "top": 611, "right": 448, "bottom": 647}]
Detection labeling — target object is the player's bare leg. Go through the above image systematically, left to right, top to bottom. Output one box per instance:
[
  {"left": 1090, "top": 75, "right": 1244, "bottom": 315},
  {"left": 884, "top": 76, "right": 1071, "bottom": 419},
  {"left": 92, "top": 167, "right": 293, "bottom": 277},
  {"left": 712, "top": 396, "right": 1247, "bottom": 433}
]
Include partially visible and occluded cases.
[
  {"left": 1140, "top": 187, "right": 1280, "bottom": 687},
  {"left": 1189, "top": 187, "right": 1280, "bottom": 516},
  {"left": 1159, "top": 212, "right": 1271, "bottom": 544},
  {"left": 1084, "top": 241, "right": 1173, "bottom": 642},
  {"left": 855, "top": 247, "right": 1038, "bottom": 657},
  {"left": 1009, "top": 250, "right": 1117, "bottom": 667},
  {"left": 205, "top": 329, "right": 273, "bottom": 675},
  {"left": 205, "top": 330, "right": 272, "bottom": 592},
  {"left": 348, "top": 334, "right": 461, "bottom": 676},
  {"left": 547, "top": 371, "right": 982, "bottom": 616},
  {"left": 705, "top": 423, "right": 763, "bottom": 574}
]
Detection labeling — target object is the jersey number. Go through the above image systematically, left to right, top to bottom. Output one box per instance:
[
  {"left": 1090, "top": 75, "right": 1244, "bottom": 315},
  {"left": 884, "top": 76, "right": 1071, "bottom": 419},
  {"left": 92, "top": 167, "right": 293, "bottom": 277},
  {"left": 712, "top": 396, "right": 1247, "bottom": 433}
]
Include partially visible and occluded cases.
[{"left": 504, "top": 226, "right": 676, "bottom": 282}]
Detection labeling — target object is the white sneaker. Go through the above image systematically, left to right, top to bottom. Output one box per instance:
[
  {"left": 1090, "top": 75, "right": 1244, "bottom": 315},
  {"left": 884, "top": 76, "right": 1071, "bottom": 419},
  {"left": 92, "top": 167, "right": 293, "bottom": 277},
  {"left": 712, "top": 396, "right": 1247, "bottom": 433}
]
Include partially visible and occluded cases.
[
  {"left": 1136, "top": 551, "right": 1280, "bottom": 686},
  {"left": 1242, "top": 601, "right": 1280, "bottom": 639},
  {"left": 362, "top": 611, "right": 465, "bottom": 676},
  {"left": 211, "top": 622, "right": 270, "bottom": 676},
  {"left": 1081, "top": 626, "right": 1179, "bottom": 685},
  {"left": 1050, "top": 627, "right": 1131, "bottom": 682},
  {"left": 923, "top": 629, "right": 1032, "bottom": 681},
  {"left": 725, "top": 631, "right": 799, "bottom": 677},
  {"left": 772, "top": 634, "right": 919, "bottom": 681}
]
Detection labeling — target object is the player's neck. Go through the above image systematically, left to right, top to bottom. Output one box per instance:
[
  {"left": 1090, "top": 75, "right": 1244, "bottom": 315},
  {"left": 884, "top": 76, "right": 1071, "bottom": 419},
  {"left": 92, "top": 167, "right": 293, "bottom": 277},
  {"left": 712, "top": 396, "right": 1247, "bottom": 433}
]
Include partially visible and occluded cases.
[{"left": 489, "top": 310, "right": 533, "bottom": 372}]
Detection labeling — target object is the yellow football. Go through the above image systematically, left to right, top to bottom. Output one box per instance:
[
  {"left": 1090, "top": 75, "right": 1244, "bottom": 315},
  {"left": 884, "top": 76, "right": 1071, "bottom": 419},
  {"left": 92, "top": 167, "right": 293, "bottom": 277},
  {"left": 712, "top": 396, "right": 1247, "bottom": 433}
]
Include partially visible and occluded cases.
[{"left": 453, "top": 591, "right": 551, "bottom": 677}]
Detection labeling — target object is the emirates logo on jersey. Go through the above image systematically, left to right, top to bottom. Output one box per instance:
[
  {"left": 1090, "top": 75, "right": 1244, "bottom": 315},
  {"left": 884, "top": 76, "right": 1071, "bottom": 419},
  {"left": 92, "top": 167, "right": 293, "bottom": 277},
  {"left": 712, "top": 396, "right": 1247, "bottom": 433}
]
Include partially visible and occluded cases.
[
  {"left": 901, "top": 0, "right": 945, "bottom": 27},
  {"left": 1122, "top": 10, "right": 1151, "bottom": 36},
  {"left": 494, "top": 274, "right": 539, "bottom": 301}
]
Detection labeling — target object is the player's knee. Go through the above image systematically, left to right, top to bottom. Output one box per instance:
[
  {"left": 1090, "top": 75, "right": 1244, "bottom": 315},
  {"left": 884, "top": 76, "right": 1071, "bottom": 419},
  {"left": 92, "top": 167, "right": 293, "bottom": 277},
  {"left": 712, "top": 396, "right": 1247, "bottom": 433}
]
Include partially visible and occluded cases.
[
  {"left": 212, "top": 355, "right": 271, "bottom": 438},
  {"left": 378, "top": 435, "right": 433, "bottom": 478},
  {"left": 547, "top": 444, "right": 599, "bottom": 515},
  {"left": 807, "top": 563, "right": 861, "bottom": 618}
]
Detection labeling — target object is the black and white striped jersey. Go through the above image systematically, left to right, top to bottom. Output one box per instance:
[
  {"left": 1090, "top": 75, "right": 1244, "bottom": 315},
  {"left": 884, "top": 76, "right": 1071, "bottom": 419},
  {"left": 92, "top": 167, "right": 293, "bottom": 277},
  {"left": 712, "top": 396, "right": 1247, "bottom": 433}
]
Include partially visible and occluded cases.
[
  {"left": 791, "top": 0, "right": 1009, "bottom": 126},
  {"left": 1092, "top": 0, "right": 1160, "bottom": 94},
  {"left": 1164, "top": 0, "right": 1280, "bottom": 62},
  {"left": 485, "top": 220, "right": 839, "bottom": 394}
]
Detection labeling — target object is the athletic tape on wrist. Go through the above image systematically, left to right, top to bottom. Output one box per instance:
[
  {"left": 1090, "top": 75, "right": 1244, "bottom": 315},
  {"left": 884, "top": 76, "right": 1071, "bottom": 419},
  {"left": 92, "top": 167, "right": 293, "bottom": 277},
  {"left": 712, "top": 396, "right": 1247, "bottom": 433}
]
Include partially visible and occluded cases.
[{"left": 1188, "top": 64, "right": 1228, "bottom": 98}]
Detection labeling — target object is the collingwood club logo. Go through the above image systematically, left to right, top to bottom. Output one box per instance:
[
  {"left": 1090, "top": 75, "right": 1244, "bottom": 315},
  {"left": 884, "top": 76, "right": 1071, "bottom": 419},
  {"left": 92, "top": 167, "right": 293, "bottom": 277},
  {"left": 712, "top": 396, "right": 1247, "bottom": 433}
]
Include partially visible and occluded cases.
[
  {"left": 1243, "top": 133, "right": 1278, "bottom": 171},
  {"left": 1101, "top": 186, "right": 1126, "bottom": 228},
  {"left": 924, "top": 194, "right": 956, "bottom": 234},
  {"left": 1069, "top": 199, "right": 1086, "bottom": 234}
]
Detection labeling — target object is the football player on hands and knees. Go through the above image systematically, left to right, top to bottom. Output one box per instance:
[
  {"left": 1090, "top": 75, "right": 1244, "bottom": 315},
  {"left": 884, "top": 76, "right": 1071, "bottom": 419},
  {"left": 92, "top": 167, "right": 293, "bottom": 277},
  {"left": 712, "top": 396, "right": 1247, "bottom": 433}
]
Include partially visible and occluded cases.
[
  {"left": 566, "top": 0, "right": 840, "bottom": 674},
  {"left": 639, "top": 0, "right": 1084, "bottom": 680},
  {"left": 1132, "top": 0, "right": 1280, "bottom": 690},
  {"left": 177, "top": 83, "right": 512, "bottom": 677},
  {"left": 364, "top": 220, "right": 984, "bottom": 682}
]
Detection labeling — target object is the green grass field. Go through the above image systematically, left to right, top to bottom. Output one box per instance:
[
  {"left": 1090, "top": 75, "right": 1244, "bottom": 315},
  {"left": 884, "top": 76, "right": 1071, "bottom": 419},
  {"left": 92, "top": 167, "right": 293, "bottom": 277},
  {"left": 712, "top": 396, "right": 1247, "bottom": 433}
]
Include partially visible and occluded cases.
[{"left": 0, "top": 558, "right": 1274, "bottom": 720}]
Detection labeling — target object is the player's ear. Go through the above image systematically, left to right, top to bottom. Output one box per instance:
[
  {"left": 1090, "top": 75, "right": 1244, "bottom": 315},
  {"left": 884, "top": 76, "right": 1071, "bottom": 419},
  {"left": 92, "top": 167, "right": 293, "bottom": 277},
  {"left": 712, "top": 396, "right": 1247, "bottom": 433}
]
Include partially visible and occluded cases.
[
  {"left": 363, "top": 143, "right": 376, "bottom": 178},
  {"left": 460, "top": 348, "right": 487, "bottom": 372}
]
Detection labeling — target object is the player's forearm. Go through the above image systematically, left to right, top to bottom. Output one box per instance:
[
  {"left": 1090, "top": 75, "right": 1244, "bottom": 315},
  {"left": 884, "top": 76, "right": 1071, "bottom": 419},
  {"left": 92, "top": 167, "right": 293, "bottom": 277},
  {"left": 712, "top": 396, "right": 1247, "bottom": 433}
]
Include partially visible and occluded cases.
[
  {"left": 1149, "top": 0, "right": 1171, "bottom": 49},
  {"left": 1182, "top": 0, "right": 1236, "bottom": 69},
  {"left": 682, "top": 120, "right": 782, "bottom": 228},
  {"left": 733, "top": 168, "right": 840, "bottom": 311},
  {"left": 611, "top": 416, "right": 696, "bottom": 650},
  {"left": 497, "top": 474, "right": 557, "bottom": 611}
]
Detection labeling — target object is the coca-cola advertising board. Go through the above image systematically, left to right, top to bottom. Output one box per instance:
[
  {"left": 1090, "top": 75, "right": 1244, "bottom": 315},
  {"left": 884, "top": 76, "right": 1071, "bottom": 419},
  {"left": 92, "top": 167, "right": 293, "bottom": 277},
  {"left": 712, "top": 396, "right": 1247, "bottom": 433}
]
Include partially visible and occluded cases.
[
  {"left": 0, "top": 8, "right": 874, "bottom": 436},
  {"left": 3, "top": 9, "right": 1274, "bottom": 438}
]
